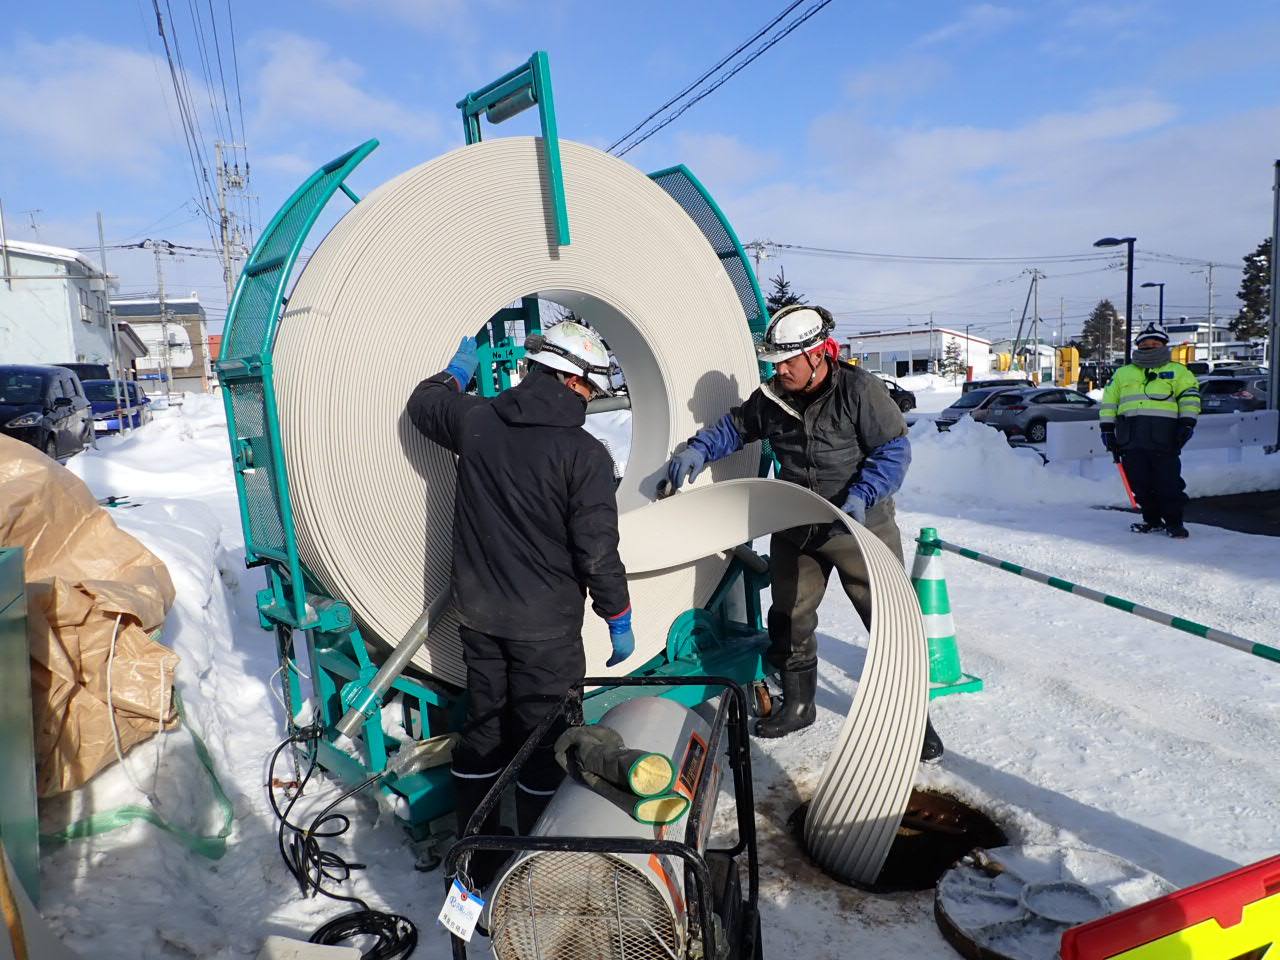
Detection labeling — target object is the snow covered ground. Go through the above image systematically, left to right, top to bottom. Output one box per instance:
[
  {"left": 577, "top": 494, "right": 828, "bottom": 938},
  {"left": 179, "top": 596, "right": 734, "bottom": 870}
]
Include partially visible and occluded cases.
[{"left": 32, "top": 394, "right": 1280, "bottom": 959}]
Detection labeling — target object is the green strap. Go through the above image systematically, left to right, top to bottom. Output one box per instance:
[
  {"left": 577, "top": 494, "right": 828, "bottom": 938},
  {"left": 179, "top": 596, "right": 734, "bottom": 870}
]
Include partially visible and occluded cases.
[{"left": 41, "top": 689, "right": 235, "bottom": 859}]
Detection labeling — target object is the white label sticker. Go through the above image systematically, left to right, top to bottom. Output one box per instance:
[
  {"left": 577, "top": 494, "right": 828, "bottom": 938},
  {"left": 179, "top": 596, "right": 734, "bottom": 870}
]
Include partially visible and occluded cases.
[{"left": 438, "top": 878, "right": 486, "bottom": 941}]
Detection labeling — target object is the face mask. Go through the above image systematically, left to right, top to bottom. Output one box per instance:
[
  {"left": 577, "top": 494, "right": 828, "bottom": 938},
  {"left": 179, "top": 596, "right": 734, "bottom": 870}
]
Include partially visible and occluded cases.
[{"left": 1133, "top": 345, "right": 1170, "bottom": 368}]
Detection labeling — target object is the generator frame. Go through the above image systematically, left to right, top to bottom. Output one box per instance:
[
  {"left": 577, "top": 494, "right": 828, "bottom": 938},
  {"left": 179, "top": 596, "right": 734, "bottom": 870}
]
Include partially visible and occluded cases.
[
  {"left": 215, "top": 52, "right": 777, "bottom": 838},
  {"left": 445, "top": 675, "right": 762, "bottom": 960}
]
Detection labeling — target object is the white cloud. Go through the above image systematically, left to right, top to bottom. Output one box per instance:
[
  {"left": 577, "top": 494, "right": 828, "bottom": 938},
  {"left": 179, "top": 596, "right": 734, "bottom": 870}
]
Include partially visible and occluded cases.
[
  {"left": 916, "top": 4, "right": 1024, "bottom": 47},
  {"left": 252, "top": 32, "right": 441, "bottom": 143},
  {"left": 0, "top": 36, "right": 190, "bottom": 178},
  {"left": 845, "top": 56, "right": 950, "bottom": 103},
  {"left": 713, "top": 100, "right": 1274, "bottom": 337},
  {"left": 673, "top": 132, "right": 781, "bottom": 186}
]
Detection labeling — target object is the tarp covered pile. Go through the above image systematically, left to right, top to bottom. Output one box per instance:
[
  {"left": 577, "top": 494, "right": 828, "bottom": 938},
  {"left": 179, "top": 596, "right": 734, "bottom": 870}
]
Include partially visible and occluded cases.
[{"left": 0, "top": 435, "right": 177, "bottom": 796}]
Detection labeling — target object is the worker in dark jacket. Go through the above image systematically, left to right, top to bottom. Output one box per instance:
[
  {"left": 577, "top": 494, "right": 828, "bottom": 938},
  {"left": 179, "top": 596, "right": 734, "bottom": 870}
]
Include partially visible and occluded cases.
[
  {"left": 664, "top": 304, "right": 942, "bottom": 760},
  {"left": 407, "top": 321, "right": 634, "bottom": 864},
  {"left": 1100, "top": 324, "right": 1201, "bottom": 539}
]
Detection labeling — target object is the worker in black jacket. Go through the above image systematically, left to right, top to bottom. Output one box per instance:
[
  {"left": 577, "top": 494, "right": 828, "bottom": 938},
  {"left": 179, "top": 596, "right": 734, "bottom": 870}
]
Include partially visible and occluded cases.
[
  {"left": 664, "top": 304, "right": 942, "bottom": 760},
  {"left": 407, "top": 321, "right": 634, "bottom": 868}
]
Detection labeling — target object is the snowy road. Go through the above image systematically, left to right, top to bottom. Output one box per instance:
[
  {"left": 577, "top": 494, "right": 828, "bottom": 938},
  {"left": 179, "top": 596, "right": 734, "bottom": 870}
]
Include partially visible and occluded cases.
[{"left": 36, "top": 395, "right": 1280, "bottom": 959}]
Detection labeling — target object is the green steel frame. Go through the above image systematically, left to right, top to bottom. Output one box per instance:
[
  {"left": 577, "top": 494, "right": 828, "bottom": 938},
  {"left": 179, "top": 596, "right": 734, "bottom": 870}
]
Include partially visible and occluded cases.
[{"left": 216, "top": 53, "right": 778, "bottom": 834}]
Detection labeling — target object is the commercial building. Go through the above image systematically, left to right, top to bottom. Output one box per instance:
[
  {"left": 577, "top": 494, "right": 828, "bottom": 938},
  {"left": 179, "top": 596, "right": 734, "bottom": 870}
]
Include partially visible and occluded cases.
[{"left": 843, "top": 327, "right": 994, "bottom": 378}]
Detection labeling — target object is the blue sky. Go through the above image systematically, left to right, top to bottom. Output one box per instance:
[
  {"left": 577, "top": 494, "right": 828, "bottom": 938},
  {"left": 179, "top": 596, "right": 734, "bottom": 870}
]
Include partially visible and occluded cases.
[{"left": 4, "top": 1, "right": 1279, "bottom": 341}]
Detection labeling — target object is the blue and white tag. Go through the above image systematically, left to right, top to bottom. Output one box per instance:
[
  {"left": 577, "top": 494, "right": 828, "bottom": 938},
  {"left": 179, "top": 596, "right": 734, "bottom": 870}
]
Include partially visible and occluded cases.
[{"left": 438, "top": 878, "right": 485, "bottom": 941}]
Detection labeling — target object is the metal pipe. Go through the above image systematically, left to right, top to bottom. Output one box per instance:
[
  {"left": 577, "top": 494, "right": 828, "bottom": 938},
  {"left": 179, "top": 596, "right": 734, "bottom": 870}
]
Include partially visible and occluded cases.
[
  {"left": 1267, "top": 160, "right": 1280, "bottom": 451},
  {"left": 0, "top": 197, "right": 10, "bottom": 291},
  {"left": 918, "top": 536, "right": 1280, "bottom": 665},
  {"left": 333, "top": 591, "right": 450, "bottom": 738}
]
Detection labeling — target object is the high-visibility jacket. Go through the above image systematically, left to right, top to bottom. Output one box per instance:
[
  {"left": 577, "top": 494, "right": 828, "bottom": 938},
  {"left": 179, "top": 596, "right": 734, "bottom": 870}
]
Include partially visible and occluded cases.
[{"left": 1100, "top": 361, "right": 1200, "bottom": 452}]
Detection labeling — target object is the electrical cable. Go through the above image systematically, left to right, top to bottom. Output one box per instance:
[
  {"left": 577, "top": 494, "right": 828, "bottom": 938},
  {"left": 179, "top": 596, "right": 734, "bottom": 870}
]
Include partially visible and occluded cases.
[
  {"left": 606, "top": 0, "right": 806, "bottom": 153},
  {"left": 613, "top": 0, "right": 835, "bottom": 157},
  {"left": 266, "top": 731, "right": 418, "bottom": 960}
]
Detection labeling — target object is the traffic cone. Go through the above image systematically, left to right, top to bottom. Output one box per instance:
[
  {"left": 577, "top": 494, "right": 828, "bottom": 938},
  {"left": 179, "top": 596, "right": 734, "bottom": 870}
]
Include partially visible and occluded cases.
[{"left": 912, "top": 527, "right": 983, "bottom": 699}]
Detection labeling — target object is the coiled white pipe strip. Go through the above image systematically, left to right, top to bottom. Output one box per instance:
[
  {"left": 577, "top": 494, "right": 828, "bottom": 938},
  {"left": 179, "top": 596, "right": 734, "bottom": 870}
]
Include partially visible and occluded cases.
[
  {"left": 274, "top": 137, "right": 927, "bottom": 884},
  {"left": 274, "top": 137, "right": 760, "bottom": 685},
  {"left": 619, "top": 479, "right": 928, "bottom": 884}
]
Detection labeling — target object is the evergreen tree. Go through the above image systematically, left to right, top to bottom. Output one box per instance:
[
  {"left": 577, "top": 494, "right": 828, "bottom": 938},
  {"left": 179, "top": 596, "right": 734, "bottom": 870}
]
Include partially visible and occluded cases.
[
  {"left": 1230, "top": 237, "right": 1271, "bottom": 341},
  {"left": 765, "top": 268, "right": 808, "bottom": 315},
  {"left": 1080, "top": 299, "right": 1124, "bottom": 361},
  {"left": 941, "top": 339, "right": 966, "bottom": 382}
]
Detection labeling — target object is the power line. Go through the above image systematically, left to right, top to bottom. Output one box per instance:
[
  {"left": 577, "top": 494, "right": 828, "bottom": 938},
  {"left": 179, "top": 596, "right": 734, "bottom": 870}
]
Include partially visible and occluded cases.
[
  {"left": 607, "top": 0, "right": 807, "bottom": 154},
  {"left": 612, "top": 0, "right": 835, "bottom": 157}
]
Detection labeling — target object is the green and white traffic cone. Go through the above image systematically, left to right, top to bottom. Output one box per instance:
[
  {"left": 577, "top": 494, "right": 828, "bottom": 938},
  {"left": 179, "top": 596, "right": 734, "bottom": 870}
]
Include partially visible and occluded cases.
[{"left": 912, "top": 527, "right": 983, "bottom": 699}]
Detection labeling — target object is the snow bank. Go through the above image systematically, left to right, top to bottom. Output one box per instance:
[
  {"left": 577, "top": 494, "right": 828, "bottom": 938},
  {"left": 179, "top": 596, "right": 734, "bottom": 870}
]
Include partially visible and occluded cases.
[{"left": 900, "top": 417, "right": 1117, "bottom": 509}]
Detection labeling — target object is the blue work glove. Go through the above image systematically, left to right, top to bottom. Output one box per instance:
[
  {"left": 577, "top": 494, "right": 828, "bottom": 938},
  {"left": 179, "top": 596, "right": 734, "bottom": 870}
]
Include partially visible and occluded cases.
[
  {"left": 443, "top": 336, "right": 479, "bottom": 390},
  {"left": 1176, "top": 420, "right": 1194, "bottom": 449},
  {"left": 1100, "top": 426, "right": 1117, "bottom": 453},
  {"left": 665, "top": 447, "right": 707, "bottom": 491},
  {"left": 831, "top": 489, "right": 868, "bottom": 535},
  {"left": 605, "top": 607, "right": 635, "bottom": 668}
]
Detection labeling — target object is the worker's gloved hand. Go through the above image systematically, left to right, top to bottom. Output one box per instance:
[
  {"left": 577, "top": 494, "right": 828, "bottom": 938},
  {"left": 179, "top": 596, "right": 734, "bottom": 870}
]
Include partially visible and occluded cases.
[
  {"left": 444, "top": 336, "right": 479, "bottom": 390},
  {"left": 1176, "top": 420, "right": 1195, "bottom": 450},
  {"left": 1100, "top": 426, "right": 1117, "bottom": 453},
  {"left": 665, "top": 447, "right": 706, "bottom": 491},
  {"left": 829, "top": 489, "right": 869, "bottom": 537},
  {"left": 605, "top": 607, "right": 635, "bottom": 668}
]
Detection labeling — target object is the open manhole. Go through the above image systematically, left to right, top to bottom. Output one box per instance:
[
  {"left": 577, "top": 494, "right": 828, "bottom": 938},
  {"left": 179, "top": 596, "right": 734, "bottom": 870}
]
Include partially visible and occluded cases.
[{"left": 790, "top": 789, "right": 1008, "bottom": 892}]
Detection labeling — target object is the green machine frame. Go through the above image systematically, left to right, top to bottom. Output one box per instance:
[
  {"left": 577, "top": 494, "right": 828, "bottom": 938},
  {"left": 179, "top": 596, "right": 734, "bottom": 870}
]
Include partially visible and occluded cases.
[{"left": 217, "top": 52, "right": 775, "bottom": 835}]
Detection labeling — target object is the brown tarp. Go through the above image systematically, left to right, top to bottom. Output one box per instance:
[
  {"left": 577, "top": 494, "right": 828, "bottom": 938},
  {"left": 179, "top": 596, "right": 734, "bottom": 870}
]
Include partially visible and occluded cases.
[{"left": 0, "top": 435, "right": 178, "bottom": 797}]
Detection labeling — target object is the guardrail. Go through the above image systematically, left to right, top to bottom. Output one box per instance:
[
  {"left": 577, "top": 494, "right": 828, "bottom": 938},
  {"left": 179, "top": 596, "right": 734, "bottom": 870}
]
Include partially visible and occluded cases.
[{"left": 1045, "top": 410, "right": 1279, "bottom": 477}]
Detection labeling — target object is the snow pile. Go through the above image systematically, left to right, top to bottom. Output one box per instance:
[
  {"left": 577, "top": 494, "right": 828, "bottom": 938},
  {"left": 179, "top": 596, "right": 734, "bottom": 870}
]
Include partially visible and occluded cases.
[{"left": 900, "top": 416, "right": 1117, "bottom": 510}]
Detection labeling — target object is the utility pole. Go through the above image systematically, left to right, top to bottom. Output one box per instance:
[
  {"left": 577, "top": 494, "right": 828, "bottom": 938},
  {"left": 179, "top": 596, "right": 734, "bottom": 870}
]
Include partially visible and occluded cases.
[
  {"left": 215, "top": 141, "right": 250, "bottom": 306},
  {"left": 98, "top": 212, "right": 130, "bottom": 435},
  {"left": 147, "top": 240, "right": 177, "bottom": 403},
  {"left": 1206, "top": 263, "right": 1215, "bottom": 361}
]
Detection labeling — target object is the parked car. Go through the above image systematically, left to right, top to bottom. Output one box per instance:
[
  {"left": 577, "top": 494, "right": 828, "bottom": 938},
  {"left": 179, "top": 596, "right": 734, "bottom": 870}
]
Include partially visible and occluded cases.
[
  {"left": 1185, "top": 360, "right": 1260, "bottom": 377},
  {"left": 56, "top": 362, "right": 113, "bottom": 382},
  {"left": 1203, "top": 364, "right": 1268, "bottom": 377},
  {"left": 0, "top": 365, "right": 94, "bottom": 459},
  {"left": 873, "top": 374, "right": 917, "bottom": 412},
  {"left": 1197, "top": 376, "right": 1270, "bottom": 414},
  {"left": 961, "top": 377, "right": 1035, "bottom": 395},
  {"left": 82, "top": 379, "right": 153, "bottom": 432},
  {"left": 935, "top": 386, "right": 1020, "bottom": 430},
  {"left": 984, "top": 387, "right": 1100, "bottom": 442}
]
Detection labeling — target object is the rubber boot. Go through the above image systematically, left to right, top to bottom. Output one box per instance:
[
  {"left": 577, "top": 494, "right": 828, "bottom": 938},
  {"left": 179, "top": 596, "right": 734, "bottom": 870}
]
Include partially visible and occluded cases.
[
  {"left": 754, "top": 664, "right": 817, "bottom": 739},
  {"left": 921, "top": 715, "right": 945, "bottom": 763},
  {"left": 451, "top": 771, "right": 509, "bottom": 892},
  {"left": 516, "top": 784, "right": 555, "bottom": 835}
]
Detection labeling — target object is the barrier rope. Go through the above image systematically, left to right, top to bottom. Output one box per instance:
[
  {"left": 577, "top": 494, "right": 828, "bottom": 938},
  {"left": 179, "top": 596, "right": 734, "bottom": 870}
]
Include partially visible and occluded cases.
[{"left": 917, "top": 536, "right": 1280, "bottom": 666}]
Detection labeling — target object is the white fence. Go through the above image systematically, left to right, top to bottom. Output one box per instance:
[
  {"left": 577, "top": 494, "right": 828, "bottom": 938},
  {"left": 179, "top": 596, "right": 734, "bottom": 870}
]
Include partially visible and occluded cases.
[{"left": 1045, "top": 411, "right": 1280, "bottom": 477}]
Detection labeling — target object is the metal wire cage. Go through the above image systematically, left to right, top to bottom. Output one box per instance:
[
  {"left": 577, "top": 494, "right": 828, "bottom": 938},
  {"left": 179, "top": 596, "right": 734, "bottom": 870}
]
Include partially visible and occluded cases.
[{"left": 491, "top": 850, "right": 682, "bottom": 960}]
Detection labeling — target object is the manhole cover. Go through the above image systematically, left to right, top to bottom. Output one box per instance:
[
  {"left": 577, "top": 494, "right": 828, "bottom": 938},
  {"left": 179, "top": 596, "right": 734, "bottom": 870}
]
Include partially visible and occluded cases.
[
  {"left": 791, "top": 789, "right": 1008, "bottom": 892},
  {"left": 934, "top": 844, "right": 1177, "bottom": 960}
]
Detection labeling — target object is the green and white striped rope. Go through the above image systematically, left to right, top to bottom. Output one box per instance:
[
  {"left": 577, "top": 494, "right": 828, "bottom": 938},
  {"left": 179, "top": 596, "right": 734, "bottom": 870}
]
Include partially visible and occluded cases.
[{"left": 917, "top": 536, "right": 1280, "bottom": 667}]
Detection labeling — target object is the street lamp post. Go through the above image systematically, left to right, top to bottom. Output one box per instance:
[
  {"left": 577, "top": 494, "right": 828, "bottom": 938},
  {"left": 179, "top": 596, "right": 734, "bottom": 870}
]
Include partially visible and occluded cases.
[
  {"left": 1094, "top": 236, "right": 1137, "bottom": 363},
  {"left": 1140, "top": 281, "right": 1165, "bottom": 325}
]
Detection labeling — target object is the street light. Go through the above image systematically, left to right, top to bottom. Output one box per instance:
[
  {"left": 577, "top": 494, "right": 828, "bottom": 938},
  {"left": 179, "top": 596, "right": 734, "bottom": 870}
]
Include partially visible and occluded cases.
[
  {"left": 1094, "top": 236, "right": 1137, "bottom": 363},
  {"left": 1140, "top": 281, "right": 1165, "bottom": 325}
]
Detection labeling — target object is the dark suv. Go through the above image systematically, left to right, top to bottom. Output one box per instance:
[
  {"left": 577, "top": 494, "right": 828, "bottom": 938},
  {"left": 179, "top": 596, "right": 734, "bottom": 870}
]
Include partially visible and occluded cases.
[{"left": 0, "top": 365, "right": 94, "bottom": 459}]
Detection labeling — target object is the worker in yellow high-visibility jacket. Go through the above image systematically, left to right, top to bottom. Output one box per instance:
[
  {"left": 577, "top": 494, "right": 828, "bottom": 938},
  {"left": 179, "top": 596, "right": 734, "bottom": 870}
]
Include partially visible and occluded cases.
[{"left": 1099, "top": 324, "right": 1201, "bottom": 539}]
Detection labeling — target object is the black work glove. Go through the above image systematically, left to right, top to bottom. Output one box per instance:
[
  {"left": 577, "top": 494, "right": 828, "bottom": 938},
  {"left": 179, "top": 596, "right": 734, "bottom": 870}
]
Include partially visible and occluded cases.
[{"left": 1176, "top": 419, "right": 1195, "bottom": 450}]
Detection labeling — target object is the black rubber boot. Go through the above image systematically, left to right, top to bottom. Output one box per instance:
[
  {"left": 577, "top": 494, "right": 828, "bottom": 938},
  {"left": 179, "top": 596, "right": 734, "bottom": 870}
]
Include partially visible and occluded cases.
[
  {"left": 1130, "top": 521, "right": 1166, "bottom": 534},
  {"left": 1166, "top": 523, "right": 1189, "bottom": 539},
  {"left": 754, "top": 665, "right": 817, "bottom": 739},
  {"left": 921, "top": 715, "right": 945, "bottom": 763},
  {"left": 452, "top": 772, "right": 509, "bottom": 891},
  {"left": 516, "top": 784, "right": 555, "bottom": 835}
]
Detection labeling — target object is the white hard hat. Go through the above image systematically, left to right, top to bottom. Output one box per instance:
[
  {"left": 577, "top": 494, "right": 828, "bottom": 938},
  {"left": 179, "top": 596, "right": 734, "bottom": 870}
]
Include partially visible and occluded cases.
[
  {"left": 757, "top": 305, "right": 835, "bottom": 363},
  {"left": 523, "top": 321, "right": 614, "bottom": 396}
]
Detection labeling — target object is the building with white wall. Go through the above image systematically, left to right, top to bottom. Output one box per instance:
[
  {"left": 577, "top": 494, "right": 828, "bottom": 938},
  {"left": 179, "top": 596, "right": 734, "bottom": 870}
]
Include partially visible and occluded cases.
[
  {"left": 0, "top": 239, "right": 115, "bottom": 365},
  {"left": 110, "top": 295, "right": 212, "bottom": 393},
  {"left": 843, "top": 327, "right": 993, "bottom": 378}
]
